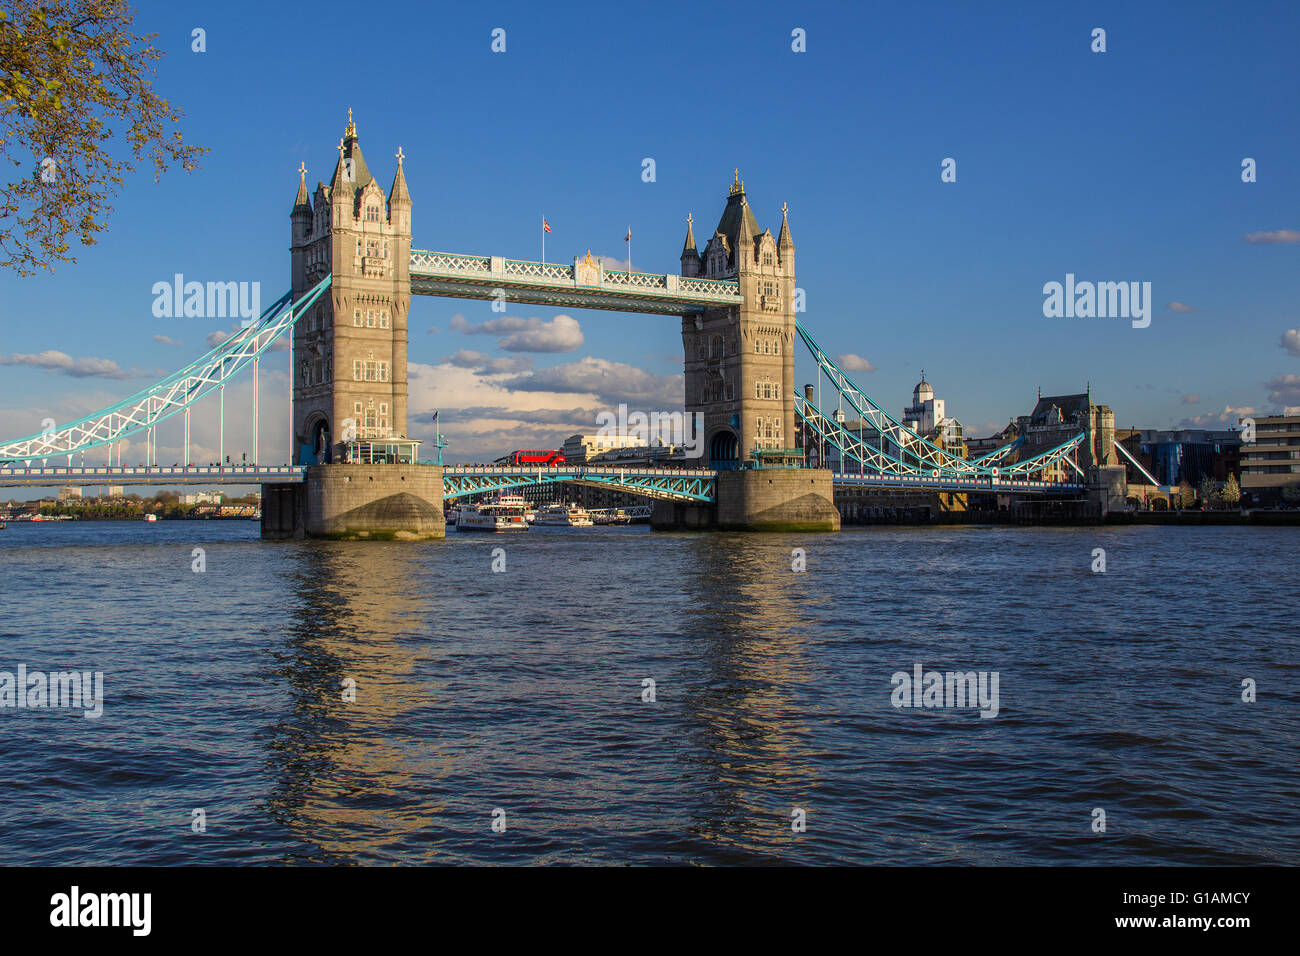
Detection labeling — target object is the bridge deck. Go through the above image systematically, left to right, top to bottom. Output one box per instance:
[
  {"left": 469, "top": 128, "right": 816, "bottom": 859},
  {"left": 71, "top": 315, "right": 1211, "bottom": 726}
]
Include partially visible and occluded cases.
[
  {"left": 0, "top": 464, "right": 1086, "bottom": 498},
  {"left": 0, "top": 465, "right": 306, "bottom": 487},
  {"left": 831, "top": 473, "right": 1086, "bottom": 495}
]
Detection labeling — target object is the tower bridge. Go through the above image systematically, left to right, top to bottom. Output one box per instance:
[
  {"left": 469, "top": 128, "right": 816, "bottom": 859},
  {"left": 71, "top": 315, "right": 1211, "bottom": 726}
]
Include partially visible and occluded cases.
[{"left": 0, "top": 112, "right": 1128, "bottom": 537}]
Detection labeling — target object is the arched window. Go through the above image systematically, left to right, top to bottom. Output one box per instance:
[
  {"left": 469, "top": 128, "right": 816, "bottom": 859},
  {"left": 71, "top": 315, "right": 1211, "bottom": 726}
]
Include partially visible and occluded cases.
[
  {"left": 709, "top": 334, "right": 723, "bottom": 359},
  {"left": 753, "top": 339, "right": 760, "bottom": 354},
  {"left": 755, "top": 383, "right": 762, "bottom": 399}
]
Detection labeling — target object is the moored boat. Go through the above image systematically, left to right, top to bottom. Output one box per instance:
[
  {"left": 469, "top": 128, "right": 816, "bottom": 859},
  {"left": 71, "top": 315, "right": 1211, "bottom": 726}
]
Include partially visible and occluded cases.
[
  {"left": 457, "top": 494, "right": 529, "bottom": 532},
  {"left": 531, "top": 502, "right": 595, "bottom": 527}
]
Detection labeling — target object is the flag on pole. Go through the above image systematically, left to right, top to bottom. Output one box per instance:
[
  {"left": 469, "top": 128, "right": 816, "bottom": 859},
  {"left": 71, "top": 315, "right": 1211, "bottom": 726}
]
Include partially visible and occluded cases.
[
  {"left": 543, "top": 218, "right": 552, "bottom": 233},
  {"left": 624, "top": 227, "right": 631, "bottom": 242}
]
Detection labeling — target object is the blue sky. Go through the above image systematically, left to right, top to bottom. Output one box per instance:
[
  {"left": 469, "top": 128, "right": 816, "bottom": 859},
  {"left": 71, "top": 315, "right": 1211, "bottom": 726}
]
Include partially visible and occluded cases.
[{"left": 1, "top": 0, "right": 1298, "bottom": 472}]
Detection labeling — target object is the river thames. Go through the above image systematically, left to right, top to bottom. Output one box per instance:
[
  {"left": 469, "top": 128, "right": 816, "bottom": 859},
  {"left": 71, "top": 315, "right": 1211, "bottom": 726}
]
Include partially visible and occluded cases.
[{"left": 0, "top": 520, "right": 1295, "bottom": 865}]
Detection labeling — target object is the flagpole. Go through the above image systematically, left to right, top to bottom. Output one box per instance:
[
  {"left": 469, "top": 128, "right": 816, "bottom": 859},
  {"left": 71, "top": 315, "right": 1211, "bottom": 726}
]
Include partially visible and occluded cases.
[{"left": 541, "top": 215, "right": 545, "bottom": 264}]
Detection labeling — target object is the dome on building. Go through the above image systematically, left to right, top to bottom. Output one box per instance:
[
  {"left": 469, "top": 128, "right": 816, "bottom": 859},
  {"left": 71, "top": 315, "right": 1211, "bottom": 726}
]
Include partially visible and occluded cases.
[{"left": 913, "top": 374, "right": 934, "bottom": 402}]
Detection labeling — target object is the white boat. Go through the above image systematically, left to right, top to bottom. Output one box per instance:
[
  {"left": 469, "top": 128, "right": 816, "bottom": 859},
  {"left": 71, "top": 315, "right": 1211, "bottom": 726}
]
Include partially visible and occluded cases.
[
  {"left": 457, "top": 494, "right": 529, "bottom": 532},
  {"left": 531, "top": 502, "right": 595, "bottom": 527},
  {"left": 445, "top": 505, "right": 460, "bottom": 526},
  {"left": 144, "top": 513, "right": 158, "bottom": 522}
]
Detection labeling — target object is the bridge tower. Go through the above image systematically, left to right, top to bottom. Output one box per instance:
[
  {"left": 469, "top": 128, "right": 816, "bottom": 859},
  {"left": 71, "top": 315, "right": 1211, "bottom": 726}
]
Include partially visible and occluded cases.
[
  {"left": 290, "top": 110, "right": 412, "bottom": 464},
  {"left": 265, "top": 111, "right": 442, "bottom": 540},
  {"left": 681, "top": 172, "right": 797, "bottom": 467},
  {"left": 664, "top": 173, "right": 839, "bottom": 531}
]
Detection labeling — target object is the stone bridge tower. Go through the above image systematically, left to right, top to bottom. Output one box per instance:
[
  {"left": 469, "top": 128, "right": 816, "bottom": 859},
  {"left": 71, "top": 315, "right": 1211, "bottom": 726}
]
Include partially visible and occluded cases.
[
  {"left": 290, "top": 110, "right": 412, "bottom": 464},
  {"left": 267, "top": 112, "right": 442, "bottom": 541},
  {"left": 680, "top": 172, "right": 797, "bottom": 467}
]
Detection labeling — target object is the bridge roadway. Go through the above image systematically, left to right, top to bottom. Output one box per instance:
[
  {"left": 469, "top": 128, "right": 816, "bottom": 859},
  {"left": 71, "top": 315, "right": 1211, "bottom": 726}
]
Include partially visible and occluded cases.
[{"left": 0, "top": 465, "right": 1086, "bottom": 499}]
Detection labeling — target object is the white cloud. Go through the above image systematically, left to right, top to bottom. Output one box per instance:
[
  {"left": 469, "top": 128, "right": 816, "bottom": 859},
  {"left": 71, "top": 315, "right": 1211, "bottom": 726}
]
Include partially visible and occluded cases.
[
  {"left": 1243, "top": 229, "right": 1300, "bottom": 244},
  {"left": 1166, "top": 301, "right": 1195, "bottom": 314},
  {"left": 450, "top": 314, "right": 584, "bottom": 353},
  {"left": 1281, "top": 328, "right": 1300, "bottom": 357},
  {"left": 154, "top": 335, "right": 182, "bottom": 346},
  {"left": 0, "top": 350, "right": 135, "bottom": 379},
  {"left": 442, "top": 350, "right": 534, "bottom": 374},
  {"left": 838, "top": 353, "right": 876, "bottom": 372},
  {"left": 405, "top": 356, "right": 684, "bottom": 460},
  {"left": 502, "top": 356, "right": 682, "bottom": 407},
  {"left": 1265, "top": 374, "right": 1300, "bottom": 407},
  {"left": 1180, "top": 394, "right": 1200, "bottom": 405},
  {"left": 1179, "top": 404, "right": 1255, "bottom": 428}
]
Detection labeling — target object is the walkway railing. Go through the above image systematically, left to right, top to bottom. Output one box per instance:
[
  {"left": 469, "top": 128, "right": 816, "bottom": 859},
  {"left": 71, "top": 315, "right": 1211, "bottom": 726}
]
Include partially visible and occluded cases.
[{"left": 409, "top": 250, "right": 743, "bottom": 313}]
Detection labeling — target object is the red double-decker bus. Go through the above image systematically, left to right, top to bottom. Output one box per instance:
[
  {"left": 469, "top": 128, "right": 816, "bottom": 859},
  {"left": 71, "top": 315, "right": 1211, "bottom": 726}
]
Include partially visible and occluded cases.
[{"left": 494, "top": 449, "right": 565, "bottom": 466}]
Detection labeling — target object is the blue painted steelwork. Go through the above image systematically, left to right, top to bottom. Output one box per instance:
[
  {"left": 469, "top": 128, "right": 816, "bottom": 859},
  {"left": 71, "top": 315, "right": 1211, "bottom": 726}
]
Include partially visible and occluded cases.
[
  {"left": 409, "top": 250, "right": 743, "bottom": 315},
  {"left": 0, "top": 278, "right": 332, "bottom": 463},
  {"left": 795, "top": 320, "right": 1086, "bottom": 488},
  {"left": 970, "top": 433, "right": 1025, "bottom": 465},
  {"left": 1114, "top": 439, "right": 1164, "bottom": 487},
  {"left": 0, "top": 464, "right": 305, "bottom": 487},
  {"left": 442, "top": 465, "right": 717, "bottom": 503}
]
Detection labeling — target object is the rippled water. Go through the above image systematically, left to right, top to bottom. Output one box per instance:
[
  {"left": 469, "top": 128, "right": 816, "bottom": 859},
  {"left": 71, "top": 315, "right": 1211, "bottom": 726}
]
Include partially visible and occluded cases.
[{"left": 0, "top": 520, "right": 1296, "bottom": 865}]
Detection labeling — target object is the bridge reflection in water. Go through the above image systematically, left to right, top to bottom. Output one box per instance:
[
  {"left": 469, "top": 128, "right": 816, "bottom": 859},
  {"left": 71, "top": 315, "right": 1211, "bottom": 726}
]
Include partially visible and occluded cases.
[{"left": 255, "top": 532, "right": 852, "bottom": 864}]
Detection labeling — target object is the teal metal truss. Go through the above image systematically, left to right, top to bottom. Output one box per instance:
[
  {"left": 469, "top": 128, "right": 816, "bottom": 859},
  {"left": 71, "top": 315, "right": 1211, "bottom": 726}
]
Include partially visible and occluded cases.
[
  {"left": 409, "top": 250, "right": 743, "bottom": 315},
  {"left": 0, "top": 277, "right": 332, "bottom": 462},
  {"left": 795, "top": 321, "right": 1087, "bottom": 485},
  {"left": 442, "top": 465, "right": 716, "bottom": 502}
]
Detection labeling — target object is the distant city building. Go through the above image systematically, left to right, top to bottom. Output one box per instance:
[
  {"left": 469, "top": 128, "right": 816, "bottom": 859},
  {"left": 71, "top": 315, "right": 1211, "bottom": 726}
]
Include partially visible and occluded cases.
[
  {"left": 902, "top": 372, "right": 963, "bottom": 451},
  {"left": 805, "top": 375, "right": 964, "bottom": 470},
  {"left": 1016, "top": 389, "right": 1117, "bottom": 478},
  {"left": 1240, "top": 414, "right": 1300, "bottom": 504},
  {"left": 1117, "top": 428, "right": 1241, "bottom": 487},
  {"left": 562, "top": 433, "right": 643, "bottom": 464},
  {"left": 588, "top": 444, "right": 690, "bottom": 467},
  {"left": 101, "top": 485, "right": 125, "bottom": 498},
  {"left": 58, "top": 486, "right": 82, "bottom": 501},
  {"left": 180, "top": 492, "right": 223, "bottom": 505}
]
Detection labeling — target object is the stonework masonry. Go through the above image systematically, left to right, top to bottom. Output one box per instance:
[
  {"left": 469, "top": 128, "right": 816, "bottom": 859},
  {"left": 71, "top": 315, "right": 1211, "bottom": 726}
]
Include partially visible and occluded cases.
[
  {"left": 262, "top": 464, "right": 444, "bottom": 540},
  {"left": 652, "top": 469, "right": 840, "bottom": 532}
]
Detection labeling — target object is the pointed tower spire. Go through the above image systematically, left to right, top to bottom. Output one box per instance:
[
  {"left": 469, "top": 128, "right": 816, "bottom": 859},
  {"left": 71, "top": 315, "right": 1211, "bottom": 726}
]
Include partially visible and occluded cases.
[
  {"left": 389, "top": 146, "right": 411, "bottom": 206},
  {"left": 292, "top": 162, "right": 311, "bottom": 215},
  {"left": 777, "top": 201, "right": 794, "bottom": 251},
  {"left": 680, "top": 212, "right": 701, "bottom": 278},
  {"left": 681, "top": 212, "right": 697, "bottom": 256}
]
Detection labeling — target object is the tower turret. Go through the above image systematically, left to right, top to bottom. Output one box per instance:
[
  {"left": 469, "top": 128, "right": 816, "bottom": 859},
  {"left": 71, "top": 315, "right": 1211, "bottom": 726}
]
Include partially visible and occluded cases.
[{"left": 680, "top": 212, "right": 701, "bottom": 278}]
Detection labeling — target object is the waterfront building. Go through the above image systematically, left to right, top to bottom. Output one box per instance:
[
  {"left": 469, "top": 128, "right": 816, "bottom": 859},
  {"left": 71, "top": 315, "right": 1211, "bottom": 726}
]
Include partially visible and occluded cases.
[
  {"left": 901, "top": 372, "right": 964, "bottom": 452},
  {"left": 1014, "top": 389, "right": 1117, "bottom": 479},
  {"left": 1239, "top": 414, "right": 1300, "bottom": 504},
  {"left": 1116, "top": 428, "right": 1241, "bottom": 487},
  {"left": 561, "top": 433, "right": 643, "bottom": 464},
  {"left": 57, "top": 486, "right": 82, "bottom": 501},
  {"left": 179, "top": 491, "right": 223, "bottom": 506}
]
